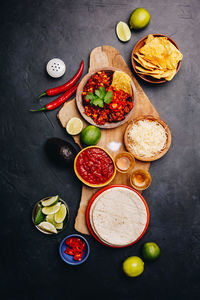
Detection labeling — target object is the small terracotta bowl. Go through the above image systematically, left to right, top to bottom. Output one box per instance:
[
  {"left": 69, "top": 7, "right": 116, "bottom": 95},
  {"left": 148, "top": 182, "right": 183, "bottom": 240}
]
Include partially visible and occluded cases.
[
  {"left": 131, "top": 34, "right": 182, "bottom": 84},
  {"left": 76, "top": 67, "right": 137, "bottom": 129},
  {"left": 74, "top": 146, "right": 116, "bottom": 188}
]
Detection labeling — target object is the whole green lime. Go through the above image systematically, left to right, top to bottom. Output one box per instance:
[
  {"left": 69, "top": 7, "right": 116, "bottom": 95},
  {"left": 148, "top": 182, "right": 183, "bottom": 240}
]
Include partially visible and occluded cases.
[
  {"left": 129, "top": 8, "right": 151, "bottom": 30},
  {"left": 80, "top": 125, "right": 101, "bottom": 146},
  {"left": 142, "top": 242, "right": 160, "bottom": 261},
  {"left": 123, "top": 256, "right": 144, "bottom": 277}
]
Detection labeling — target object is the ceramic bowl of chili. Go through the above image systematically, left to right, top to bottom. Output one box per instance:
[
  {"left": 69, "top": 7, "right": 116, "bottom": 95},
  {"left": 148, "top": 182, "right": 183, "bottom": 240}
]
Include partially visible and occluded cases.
[
  {"left": 76, "top": 67, "right": 137, "bottom": 129},
  {"left": 74, "top": 146, "right": 116, "bottom": 188},
  {"left": 59, "top": 234, "right": 90, "bottom": 265}
]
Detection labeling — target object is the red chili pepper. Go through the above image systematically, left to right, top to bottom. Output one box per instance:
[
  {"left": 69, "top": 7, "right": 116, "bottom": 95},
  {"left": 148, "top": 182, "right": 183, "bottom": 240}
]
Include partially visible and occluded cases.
[
  {"left": 39, "top": 60, "right": 84, "bottom": 98},
  {"left": 30, "top": 83, "right": 79, "bottom": 112},
  {"left": 109, "top": 101, "right": 125, "bottom": 111},
  {"left": 64, "top": 237, "right": 86, "bottom": 261},
  {"left": 65, "top": 248, "right": 75, "bottom": 256},
  {"left": 74, "top": 252, "right": 83, "bottom": 261}
]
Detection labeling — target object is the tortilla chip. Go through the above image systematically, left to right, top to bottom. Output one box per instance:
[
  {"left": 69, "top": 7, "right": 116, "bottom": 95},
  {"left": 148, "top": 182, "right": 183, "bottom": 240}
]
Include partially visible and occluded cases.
[
  {"left": 145, "top": 34, "right": 154, "bottom": 44},
  {"left": 134, "top": 54, "right": 157, "bottom": 70},
  {"left": 136, "top": 65, "right": 165, "bottom": 75},
  {"left": 111, "top": 71, "right": 132, "bottom": 95}
]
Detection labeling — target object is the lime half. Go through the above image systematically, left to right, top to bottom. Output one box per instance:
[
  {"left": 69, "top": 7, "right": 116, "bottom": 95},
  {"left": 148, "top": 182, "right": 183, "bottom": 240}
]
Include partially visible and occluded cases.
[
  {"left": 116, "top": 21, "right": 131, "bottom": 42},
  {"left": 66, "top": 117, "right": 83, "bottom": 135},
  {"left": 41, "top": 195, "right": 59, "bottom": 207},
  {"left": 42, "top": 202, "right": 61, "bottom": 215},
  {"left": 54, "top": 203, "right": 67, "bottom": 223},
  {"left": 39, "top": 221, "right": 57, "bottom": 234},
  {"left": 123, "top": 256, "right": 144, "bottom": 277}
]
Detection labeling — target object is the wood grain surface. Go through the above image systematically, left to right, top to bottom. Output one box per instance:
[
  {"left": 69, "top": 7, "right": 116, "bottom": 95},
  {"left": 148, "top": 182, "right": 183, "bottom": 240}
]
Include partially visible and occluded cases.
[{"left": 57, "top": 45, "right": 160, "bottom": 234}]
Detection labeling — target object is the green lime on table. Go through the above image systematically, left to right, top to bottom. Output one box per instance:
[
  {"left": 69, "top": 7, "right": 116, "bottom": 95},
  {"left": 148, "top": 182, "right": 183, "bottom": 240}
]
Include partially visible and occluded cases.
[
  {"left": 129, "top": 8, "right": 151, "bottom": 30},
  {"left": 116, "top": 21, "right": 131, "bottom": 42},
  {"left": 80, "top": 125, "right": 101, "bottom": 146},
  {"left": 142, "top": 242, "right": 160, "bottom": 261},
  {"left": 123, "top": 256, "right": 144, "bottom": 277}
]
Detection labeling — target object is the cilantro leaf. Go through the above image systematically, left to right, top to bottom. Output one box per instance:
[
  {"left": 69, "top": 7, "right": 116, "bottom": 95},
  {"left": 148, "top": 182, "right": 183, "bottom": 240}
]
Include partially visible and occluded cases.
[
  {"left": 86, "top": 87, "right": 112, "bottom": 108},
  {"left": 95, "top": 87, "right": 106, "bottom": 99},
  {"left": 99, "top": 87, "right": 106, "bottom": 98},
  {"left": 104, "top": 91, "right": 113, "bottom": 104},
  {"left": 85, "top": 92, "right": 95, "bottom": 101},
  {"left": 90, "top": 95, "right": 98, "bottom": 104},
  {"left": 92, "top": 98, "right": 104, "bottom": 108}
]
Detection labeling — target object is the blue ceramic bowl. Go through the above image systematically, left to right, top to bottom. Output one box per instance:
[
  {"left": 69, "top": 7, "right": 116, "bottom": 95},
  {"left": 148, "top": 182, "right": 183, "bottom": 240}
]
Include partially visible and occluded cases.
[{"left": 59, "top": 234, "right": 90, "bottom": 265}]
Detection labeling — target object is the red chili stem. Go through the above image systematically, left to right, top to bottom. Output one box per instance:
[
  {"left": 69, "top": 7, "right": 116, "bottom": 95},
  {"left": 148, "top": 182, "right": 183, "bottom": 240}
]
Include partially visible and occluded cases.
[
  {"left": 39, "top": 60, "right": 84, "bottom": 98},
  {"left": 30, "top": 83, "right": 79, "bottom": 112},
  {"left": 38, "top": 92, "right": 47, "bottom": 99}
]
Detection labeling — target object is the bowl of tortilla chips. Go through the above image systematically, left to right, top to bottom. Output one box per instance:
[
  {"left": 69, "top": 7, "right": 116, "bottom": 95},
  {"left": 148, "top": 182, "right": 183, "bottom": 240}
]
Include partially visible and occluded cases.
[{"left": 131, "top": 34, "right": 183, "bottom": 83}]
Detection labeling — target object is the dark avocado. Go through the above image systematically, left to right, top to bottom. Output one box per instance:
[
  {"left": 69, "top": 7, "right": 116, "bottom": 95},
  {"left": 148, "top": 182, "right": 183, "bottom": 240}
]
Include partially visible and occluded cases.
[{"left": 45, "top": 138, "right": 78, "bottom": 165}]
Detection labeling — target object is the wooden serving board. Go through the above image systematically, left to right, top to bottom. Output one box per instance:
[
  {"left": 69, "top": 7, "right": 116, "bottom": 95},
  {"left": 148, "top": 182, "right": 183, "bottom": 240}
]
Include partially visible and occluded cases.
[{"left": 58, "top": 45, "right": 159, "bottom": 235}]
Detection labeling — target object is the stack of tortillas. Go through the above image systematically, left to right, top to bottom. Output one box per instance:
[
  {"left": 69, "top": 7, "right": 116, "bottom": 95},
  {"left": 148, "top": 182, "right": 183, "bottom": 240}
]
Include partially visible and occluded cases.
[{"left": 88, "top": 186, "right": 149, "bottom": 247}]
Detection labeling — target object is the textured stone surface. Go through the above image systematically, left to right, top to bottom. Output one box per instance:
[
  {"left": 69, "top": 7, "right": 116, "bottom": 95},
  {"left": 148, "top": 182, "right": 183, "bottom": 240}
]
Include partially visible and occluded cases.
[{"left": 1, "top": 0, "right": 200, "bottom": 299}]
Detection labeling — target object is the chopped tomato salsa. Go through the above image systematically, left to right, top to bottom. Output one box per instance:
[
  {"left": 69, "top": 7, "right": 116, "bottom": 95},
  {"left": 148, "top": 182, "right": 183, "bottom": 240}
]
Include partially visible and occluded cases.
[
  {"left": 82, "top": 71, "right": 133, "bottom": 125},
  {"left": 76, "top": 147, "right": 114, "bottom": 185},
  {"left": 64, "top": 237, "right": 86, "bottom": 261}
]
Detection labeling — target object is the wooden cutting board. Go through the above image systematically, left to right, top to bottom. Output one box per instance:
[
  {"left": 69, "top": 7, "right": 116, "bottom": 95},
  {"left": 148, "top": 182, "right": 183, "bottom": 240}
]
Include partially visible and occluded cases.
[{"left": 58, "top": 45, "right": 159, "bottom": 235}]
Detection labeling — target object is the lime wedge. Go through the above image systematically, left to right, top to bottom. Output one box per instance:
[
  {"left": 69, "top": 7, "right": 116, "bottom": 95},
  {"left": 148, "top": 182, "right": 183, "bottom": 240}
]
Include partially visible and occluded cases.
[
  {"left": 116, "top": 21, "right": 131, "bottom": 42},
  {"left": 66, "top": 117, "right": 83, "bottom": 135},
  {"left": 41, "top": 195, "right": 59, "bottom": 207},
  {"left": 42, "top": 202, "right": 61, "bottom": 215},
  {"left": 54, "top": 204, "right": 67, "bottom": 223},
  {"left": 34, "top": 205, "right": 44, "bottom": 225},
  {"left": 46, "top": 214, "right": 63, "bottom": 230},
  {"left": 39, "top": 221, "right": 57, "bottom": 234},
  {"left": 54, "top": 222, "right": 63, "bottom": 230}
]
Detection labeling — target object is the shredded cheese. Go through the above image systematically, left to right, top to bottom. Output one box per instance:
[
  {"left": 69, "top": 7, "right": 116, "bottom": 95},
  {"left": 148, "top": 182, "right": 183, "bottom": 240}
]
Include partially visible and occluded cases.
[{"left": 128, "top": 120, "right": 167, "bottom": 157}]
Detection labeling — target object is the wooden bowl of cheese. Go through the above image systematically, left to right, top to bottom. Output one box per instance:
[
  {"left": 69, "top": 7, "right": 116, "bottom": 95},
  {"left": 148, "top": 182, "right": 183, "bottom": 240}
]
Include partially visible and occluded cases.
[{"left": 124, "top": 116, "right": 171, "bottom": 161}]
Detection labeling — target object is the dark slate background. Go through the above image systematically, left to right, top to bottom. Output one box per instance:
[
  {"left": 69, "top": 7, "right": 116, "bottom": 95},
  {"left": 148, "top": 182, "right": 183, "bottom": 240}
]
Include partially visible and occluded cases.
[{"left": 1, "top": 0, "right": 200, "bottom": 299}]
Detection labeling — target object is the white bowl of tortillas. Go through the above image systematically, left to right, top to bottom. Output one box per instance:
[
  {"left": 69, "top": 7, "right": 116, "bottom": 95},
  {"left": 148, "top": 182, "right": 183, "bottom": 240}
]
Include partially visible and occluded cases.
[{"left": 86, "top": 185, "right": 149, "bottom": 247}]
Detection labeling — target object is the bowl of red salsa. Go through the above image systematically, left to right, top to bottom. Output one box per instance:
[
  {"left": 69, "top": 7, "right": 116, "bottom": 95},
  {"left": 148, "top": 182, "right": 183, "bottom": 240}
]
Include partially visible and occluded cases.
[{"left": 74, "top": 146, "right": 116, "bottom": 188}]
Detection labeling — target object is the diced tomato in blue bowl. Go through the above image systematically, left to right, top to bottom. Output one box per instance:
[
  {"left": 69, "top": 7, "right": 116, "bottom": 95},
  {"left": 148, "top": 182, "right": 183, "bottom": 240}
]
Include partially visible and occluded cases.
[{"left": 59, "top": 234, "right": 90, "bottom": 265}]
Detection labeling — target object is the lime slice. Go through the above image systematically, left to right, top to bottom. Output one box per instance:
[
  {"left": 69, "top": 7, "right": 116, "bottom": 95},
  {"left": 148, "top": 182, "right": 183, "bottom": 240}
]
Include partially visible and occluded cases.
[
  {"left": 116, "top": 21, "right": 131, "bottom": 42},
  {"left": 66, "top": 117, "right": 83, "bottom": 135},
  {"left": 41, "top": 195, "right": 59, "bottom": 207},
  {"left": 42, "top": 202, "right": 61, "bottom": 215},
  {"left": 54, "top": 203, "right": 67, "bottom": 223},
  {"left": 34, "top": 205, "right": 44, "bottom": 225},
  {"left": 46, "top": 214, "right": 63, "bottom": 230},
  {"left": 39, "top": 221, "right": 57, "bottom": 234},
  {"left": 54, "top": 222, "right": 63, "bottom": 230}
]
